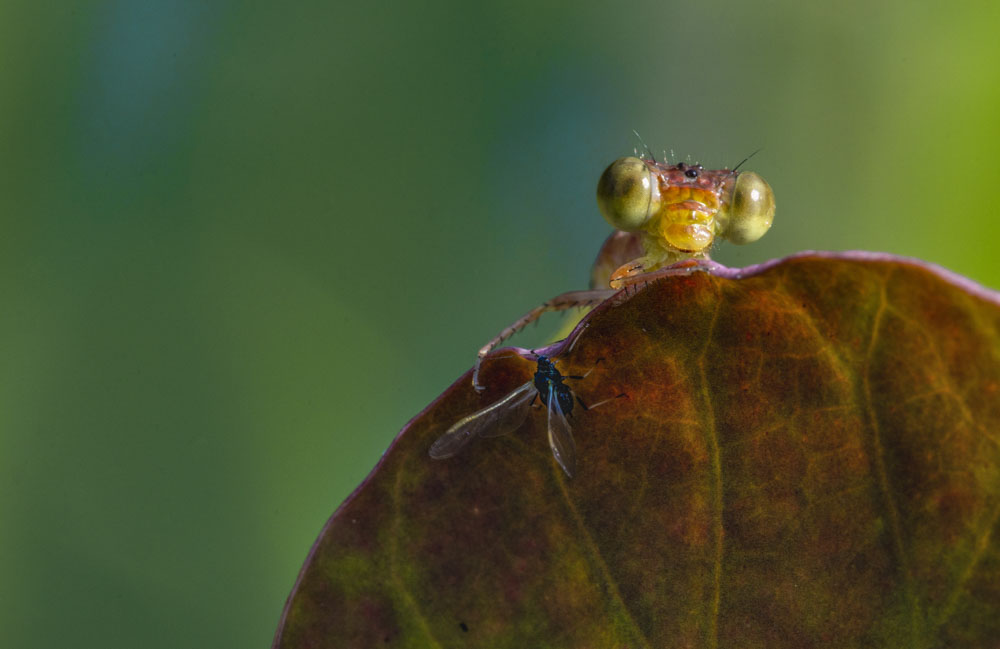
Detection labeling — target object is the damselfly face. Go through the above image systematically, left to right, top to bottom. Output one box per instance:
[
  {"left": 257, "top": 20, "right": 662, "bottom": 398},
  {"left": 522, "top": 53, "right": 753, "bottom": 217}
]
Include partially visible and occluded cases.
[
  {"left": 595, "top": 156, "right": 775, "bottom": 286},
  {"left": 430, "top": 355, "right": 580, "bottom": 477}
]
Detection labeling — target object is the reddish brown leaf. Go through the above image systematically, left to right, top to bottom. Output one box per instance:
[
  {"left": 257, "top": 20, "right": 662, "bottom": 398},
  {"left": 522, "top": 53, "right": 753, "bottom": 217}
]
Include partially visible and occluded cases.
[{"left": 274, "top": 252, "right": 1000, "bottom": 648}]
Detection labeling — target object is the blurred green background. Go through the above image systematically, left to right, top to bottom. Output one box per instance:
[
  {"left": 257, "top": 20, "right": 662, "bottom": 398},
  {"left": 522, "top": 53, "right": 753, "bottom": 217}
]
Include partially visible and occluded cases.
[{"left": 2, "top": 0, "right": 999, "bottom": 646}]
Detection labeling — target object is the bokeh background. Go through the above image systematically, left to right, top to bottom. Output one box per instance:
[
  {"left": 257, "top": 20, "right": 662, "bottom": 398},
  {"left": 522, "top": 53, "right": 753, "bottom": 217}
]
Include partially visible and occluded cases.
[{"left": 3, "top": 0, "right": 999, "bottom": 646}]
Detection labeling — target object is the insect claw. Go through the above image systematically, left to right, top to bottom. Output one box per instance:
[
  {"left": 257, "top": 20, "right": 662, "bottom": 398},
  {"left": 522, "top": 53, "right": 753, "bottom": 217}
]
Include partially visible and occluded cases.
[{"left": 472, "top": 350, "right": 488, "bottom": 391}]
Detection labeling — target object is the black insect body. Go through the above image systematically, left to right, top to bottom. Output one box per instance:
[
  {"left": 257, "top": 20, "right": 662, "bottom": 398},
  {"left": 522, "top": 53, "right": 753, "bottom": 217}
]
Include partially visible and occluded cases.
[
  {"left": 429, "top": 355, "right": 589, "bottom": 478},
  {"left": 533, "top": 355, "right": 577, "bottom": 417}
]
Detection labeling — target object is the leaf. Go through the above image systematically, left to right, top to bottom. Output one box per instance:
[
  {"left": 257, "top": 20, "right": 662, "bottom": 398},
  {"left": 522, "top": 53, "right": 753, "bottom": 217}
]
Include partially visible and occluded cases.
[{"left": 273, "top": 252, "right": 1000, "bottom": 648}]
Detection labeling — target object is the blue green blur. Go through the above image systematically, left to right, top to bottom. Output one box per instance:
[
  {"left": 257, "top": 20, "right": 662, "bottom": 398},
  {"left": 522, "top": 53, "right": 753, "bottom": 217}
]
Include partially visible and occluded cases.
[{"left": 2, "top": 0, "right": 999, "bottom": 646}]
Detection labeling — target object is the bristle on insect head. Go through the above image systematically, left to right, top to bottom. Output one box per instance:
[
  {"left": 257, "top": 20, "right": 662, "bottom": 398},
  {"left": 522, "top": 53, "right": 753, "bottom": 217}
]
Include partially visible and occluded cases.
[
  {"left": 631, "top": 129, "right": 655, "bottom": 163},
  {"left": 732, "top": 148, "right": 762, "bottom": 173}
]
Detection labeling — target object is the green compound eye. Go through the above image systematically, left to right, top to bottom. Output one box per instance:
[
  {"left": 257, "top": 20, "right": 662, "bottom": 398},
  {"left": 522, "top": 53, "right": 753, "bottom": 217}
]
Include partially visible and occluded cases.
[
  {"left": 596, "top": 157, "right": 661, "bottom": 232},
  {"left": 724, "top": 171, "right": 775, "bottom": 245}
]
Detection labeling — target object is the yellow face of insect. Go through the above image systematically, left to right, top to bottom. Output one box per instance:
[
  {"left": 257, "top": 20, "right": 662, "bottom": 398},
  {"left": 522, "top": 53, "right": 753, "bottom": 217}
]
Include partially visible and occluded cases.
[
  {"left": 596, "top": 156, "right": 775, "bottom": 259},
  {"left": 652, "top": 181, "right": 722, "bottom": 253}
]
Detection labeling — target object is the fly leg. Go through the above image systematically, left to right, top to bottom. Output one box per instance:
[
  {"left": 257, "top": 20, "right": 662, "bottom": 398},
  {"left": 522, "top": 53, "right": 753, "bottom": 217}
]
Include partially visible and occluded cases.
[
  {"left": 472, "top": 289, "right": 615, "bottom": 391},
  {"left": 574, "top": 356, "right": 604, "bottom": 380},
  {"left": 559, "top": 357, "right": 604, "bottom": 384},
  {"left": 563, "top": 358, "right": 626, "bottom": 411},
  {"left": 575, "top": 392, "right": 628, "bottom": 412}
]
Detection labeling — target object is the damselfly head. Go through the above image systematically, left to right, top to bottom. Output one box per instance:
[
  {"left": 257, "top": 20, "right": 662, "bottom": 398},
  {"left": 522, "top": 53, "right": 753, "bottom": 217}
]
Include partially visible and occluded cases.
[{"left": 595, "top": 155, "right": 775, "bottom": 260}]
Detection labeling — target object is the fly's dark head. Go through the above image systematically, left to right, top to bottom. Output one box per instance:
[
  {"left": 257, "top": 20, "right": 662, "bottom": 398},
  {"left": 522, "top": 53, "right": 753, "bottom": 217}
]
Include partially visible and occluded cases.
[
  {"left": 533, "top": 355, "right": 563, "bottom": 396},
  {"left": 534, "top": 355, "right": 555, "bottom": 375}
]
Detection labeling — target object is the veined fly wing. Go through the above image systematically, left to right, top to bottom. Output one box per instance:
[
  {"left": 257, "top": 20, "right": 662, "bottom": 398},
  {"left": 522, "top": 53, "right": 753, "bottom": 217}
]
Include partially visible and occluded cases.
[
  {"left": 428, "top": 381, "right": 537, "bottom": 460},
  {"left": 546, "top": 384, "right": 577, "bottom": 478}
]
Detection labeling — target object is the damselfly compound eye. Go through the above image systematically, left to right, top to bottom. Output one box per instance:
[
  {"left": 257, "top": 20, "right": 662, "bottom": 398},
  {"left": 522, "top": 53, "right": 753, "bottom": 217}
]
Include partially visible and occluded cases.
[
  {"left": 596, "top": 157, "right": 661, "bottom": 232},
  {"left": 724, "top": 171, "right": 775, "bottom": 245}
]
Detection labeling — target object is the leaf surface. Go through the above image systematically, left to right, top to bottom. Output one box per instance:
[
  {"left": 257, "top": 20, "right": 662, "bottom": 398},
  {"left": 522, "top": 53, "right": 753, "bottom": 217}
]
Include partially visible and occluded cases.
[{"left": 274, "top": 253, "right": 1000, "bottom": 648}]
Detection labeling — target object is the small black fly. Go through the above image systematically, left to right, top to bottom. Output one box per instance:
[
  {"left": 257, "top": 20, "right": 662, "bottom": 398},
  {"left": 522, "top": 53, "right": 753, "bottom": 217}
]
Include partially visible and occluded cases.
[{"left": 429, "top": 354, "right": 603, "bottom": 478}]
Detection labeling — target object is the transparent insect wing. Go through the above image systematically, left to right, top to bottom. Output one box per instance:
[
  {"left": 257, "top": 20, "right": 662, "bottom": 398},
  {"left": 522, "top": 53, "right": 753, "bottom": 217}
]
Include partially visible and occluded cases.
[
  {"left": 428, "top": 381, "right": 537, "bottom": 460},
  {"left": 546, "top": 384, "right": 577, "bottom": 478}
]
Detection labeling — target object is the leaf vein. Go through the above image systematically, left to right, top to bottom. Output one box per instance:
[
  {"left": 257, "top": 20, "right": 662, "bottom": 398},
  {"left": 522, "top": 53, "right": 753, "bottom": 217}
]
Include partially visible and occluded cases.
[
  {"left": 863, "top": 274, "right": 921, "bottom": 646},
  {"left": 697, "top": 284, "right": 724, "bottom": 649},
  {"left": 390, "top": 467, "right": 445, "bottom": 649},
  {"left": 553, "top": 468, "right": 652, "bottom": 649},
  {"left": 934, "top": 495, "right": 1000, "bottom": 631}
]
